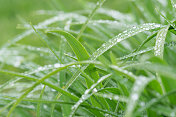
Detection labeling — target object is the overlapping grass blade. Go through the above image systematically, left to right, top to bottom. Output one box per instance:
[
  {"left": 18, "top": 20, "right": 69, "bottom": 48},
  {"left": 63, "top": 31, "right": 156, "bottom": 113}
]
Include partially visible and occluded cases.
[
  {"left": 56, "top": 23, "right": 163, "bottom": 100},
  {"left": 3, "top": 61, "right": 100, "bottom": 116},
  {"left": 70, "top": 74, "right": 112, "bottom": 117},
  {"left": 1, "top": 96, "right": 118, "bottom": 116}
]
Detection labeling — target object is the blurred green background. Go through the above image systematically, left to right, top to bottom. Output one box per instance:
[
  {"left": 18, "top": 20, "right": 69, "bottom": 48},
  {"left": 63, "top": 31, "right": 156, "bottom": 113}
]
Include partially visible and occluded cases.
[{"left": 0, "top": 0, "right": 130, "bottom": 47}]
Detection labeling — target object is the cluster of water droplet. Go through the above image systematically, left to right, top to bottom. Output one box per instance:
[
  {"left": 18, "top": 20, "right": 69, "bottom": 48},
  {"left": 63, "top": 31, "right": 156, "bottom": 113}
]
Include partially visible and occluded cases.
[
  {"left": 91, "top": 23, "right": 162, "bottom": 61},
  {"left": 154, "top": 27, "right": 169, "bottom": 58},
  {"left": 118, "top": 47, "right": 153, "bottom": 60},
  {"left": 0, "top": 48, "right": 24, "bottom": 67}
]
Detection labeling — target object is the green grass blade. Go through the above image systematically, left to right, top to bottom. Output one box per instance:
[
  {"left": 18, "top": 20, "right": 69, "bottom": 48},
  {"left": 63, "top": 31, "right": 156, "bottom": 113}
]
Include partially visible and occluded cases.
[
  {"left": 76, "top": 0, "right": 106, "bottom": 41},
  {"left": 90, "top": 23, "right": 162, "bottom": 60},
  {"left": 31, "top": 24, "right": 62, "bottom": 63},
  {"left": 154, "top": 26, "right": 169, "bottom": 58},
  {"left": 154, "top": 26, "right": 169, "bottom": 94},
  {"left": 47, "top": 30, "right": 89, "bottom": 61},
  {"left": 47, "top": 30, "right": 106, "bottom": 112},
  {"left": 133, "top": 31, "right": 157, "bottom": 53},
  {"left": 117, "top": 47, "right": 153, "bottom": 60},
  {"left": 2, "top": 61, "right": 100, "bottom": 116},
  {"left": 110, "top": 65, "right": 137, "bottom": 81},
  {"left": 0, "top": 70, "right": 79, "bottom": 101},
  {"left": 70, "top": 74, "right": 112, "bottom": 116},
  {"left": 125, "top": 76, "right": 153, "bottom": 117},
  {"left": 36, "top": 85, "right": 46, "bottom": 117},
  {"left": 136, "top": 89, "right": 176, "bottom": 115},
  {"left": 95, "top": 93, "right": 128, "bottom": 102},
  {"left": 2, "top": 96, "right": 118, "bottom": 116}
]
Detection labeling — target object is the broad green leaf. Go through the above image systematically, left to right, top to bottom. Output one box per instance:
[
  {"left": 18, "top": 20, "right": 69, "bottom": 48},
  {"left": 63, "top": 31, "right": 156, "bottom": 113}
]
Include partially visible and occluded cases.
[{"left": 47, "top": 30, "right": 89, "bottom": 61}]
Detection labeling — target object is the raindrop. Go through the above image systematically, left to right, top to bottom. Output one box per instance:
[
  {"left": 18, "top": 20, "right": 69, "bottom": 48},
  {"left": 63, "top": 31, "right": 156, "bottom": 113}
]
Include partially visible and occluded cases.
[
  {"left": 54, "top": 63, "right": 61, "bottom": 68},
  {"left": 131, "top": 94, "right": 138, "bottom": 101}
]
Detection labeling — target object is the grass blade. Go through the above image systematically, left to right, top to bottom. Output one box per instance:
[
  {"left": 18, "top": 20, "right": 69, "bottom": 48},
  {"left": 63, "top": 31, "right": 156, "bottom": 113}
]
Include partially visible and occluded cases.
[
  {"left": 76, "top": 0, "right": 106, "bottom": 41},
  {"left": 90, "top": 23, "right": 162, "bottom": 60},
  {"left": 154, "top": 26, "right": 169, "bottom": 58},
  {"left": 47, "top": 30, "right": 89, "bottom": 61},
  {"left": 70, "top": 74, "right": 112, "bottom": 116},
  {"left": 125, "top": 76, "right": 153, "bottom": 117},
  {"left": 36, "top": 85, "right": 46, "bottom": 117},
  {"left": 95, "top": 93, "right": 128, "bottom": 102}
]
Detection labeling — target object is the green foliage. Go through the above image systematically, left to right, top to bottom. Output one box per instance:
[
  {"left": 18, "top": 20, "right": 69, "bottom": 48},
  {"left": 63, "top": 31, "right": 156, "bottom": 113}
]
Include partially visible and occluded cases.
[{"left": 0, "top": 0, "right": 176, "bottom": 117}]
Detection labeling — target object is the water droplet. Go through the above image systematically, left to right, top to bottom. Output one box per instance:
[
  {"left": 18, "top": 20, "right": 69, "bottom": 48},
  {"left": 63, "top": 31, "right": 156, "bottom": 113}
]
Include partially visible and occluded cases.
[
  {"left": 54, "top": 63, "right": 61, "bottom": 68},
  {"left": 92, "top": 88, "right": 98, "bottom": 93},
  {"left": 131, "top": 94, "right": 138, "bottom": 101},
  {"left": 170, "top": 112, "right": 175, "bottom": 117}
]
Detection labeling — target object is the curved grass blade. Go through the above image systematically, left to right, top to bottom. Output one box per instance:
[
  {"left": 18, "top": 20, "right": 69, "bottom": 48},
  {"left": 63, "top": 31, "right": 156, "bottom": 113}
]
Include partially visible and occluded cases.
[
  {"left": 90, "top": 23, "right": 163, "bottom": 60},
  {"left": 154, "top": 26, "right": 169, "bottom": 58},
  {"left": 154, "top": 26, "right": 169, "bottom": 94},
  {"left": 47, "top": 30, "right": 89, "bottom": 61},
  {"left": 47, "top": 30, "right": 101, "bottom": 91},
  {"left": 133, "top": 31, "right": 157, "bottom": 53},
  {"left": 70, "top": 74, "right": 112, "bottom": 117},
  {"left": 125, "top": 76, "right": 153, "bottom": 117}
]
